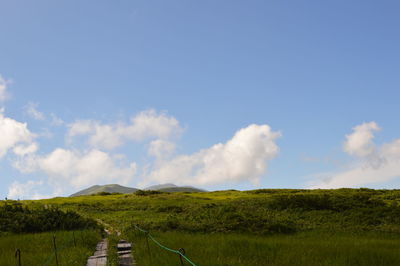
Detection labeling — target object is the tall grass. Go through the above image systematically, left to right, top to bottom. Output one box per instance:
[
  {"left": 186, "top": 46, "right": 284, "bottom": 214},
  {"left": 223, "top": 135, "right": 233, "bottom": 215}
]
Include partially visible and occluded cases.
[
  {"left": 0, "top": 230, "right": 101, "bottom": 265},
  {"left": 127, "top": 230, "right": 400, "bottom": 266},
  {"left": 107, "top": 233, "right": 120, "bottom": 266}
]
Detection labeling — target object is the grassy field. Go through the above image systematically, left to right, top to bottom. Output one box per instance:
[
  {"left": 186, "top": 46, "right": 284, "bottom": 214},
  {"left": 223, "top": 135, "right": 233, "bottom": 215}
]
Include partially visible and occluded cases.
[
  {"left": 3, "top": 188, "right": 400, "bottom": 265},
  {"left": 27, "top": 188, "right": 400, "bottom": 234},
  {"left": 0, "top": 230, "right": 101, "bottom": 265},
  {"left": 127, "top": 230, "right": 400, "bottom": 266}
]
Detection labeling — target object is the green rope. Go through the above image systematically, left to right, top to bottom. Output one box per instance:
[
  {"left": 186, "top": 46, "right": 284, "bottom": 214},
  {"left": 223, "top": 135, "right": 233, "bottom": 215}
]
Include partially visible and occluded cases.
[
  {"left": 134, "top": 224, "right": 197, "bottom": 266},
  {"left": 134, "top": 225, "right": 148, "bottom": 234},
  {"left": 148, "top": 234, "right": 197, "bottom": 266}
]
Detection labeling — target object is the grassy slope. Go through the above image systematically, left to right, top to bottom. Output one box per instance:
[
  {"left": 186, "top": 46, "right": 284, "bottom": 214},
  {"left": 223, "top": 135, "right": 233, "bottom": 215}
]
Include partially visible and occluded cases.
[
  {"left": 5, "top": 188, "right": 400, "bottom": 265},
  {"left": 28, "top": 188, "right": 400, "bottom": 233}
]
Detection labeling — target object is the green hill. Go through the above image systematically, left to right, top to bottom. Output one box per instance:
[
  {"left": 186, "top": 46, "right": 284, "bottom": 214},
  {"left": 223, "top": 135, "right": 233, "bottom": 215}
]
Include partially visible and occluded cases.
[
  {"left": 145, "top": 183, "right": 206, "bottom": 192},
  {"left": 145, "top": 183, "right": 177, "bottom": 190},
  {"left": 70, "top": 184, "right": 138, "bottom": 196},
  {"left": 158, "top": 186, "right": 206, "bottom": 192}
]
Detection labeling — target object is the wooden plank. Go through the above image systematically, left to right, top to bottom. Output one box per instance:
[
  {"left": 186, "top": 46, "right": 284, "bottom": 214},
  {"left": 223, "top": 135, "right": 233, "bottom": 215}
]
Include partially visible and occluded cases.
[
  {"left": 87, "top": 239, "right": 108, "bottom": 266},
  {"left": 117, "top": 240, "right": 136, "bottom": 266},
  {"left": 117, "top": 243, "right": 132, "bottom": 251},
  {"left": 118, "top": 250, "right": 131, "bottom": 255},
  {"left": 119, "top": 253, "right": 134, "bottom": 266},
  {"left": 89, "top": 254, "right": 107, "bottom": 259}
]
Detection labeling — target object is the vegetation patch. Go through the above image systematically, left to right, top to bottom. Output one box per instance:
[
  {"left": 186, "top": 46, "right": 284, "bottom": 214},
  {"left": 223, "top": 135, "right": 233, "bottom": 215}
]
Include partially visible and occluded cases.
[
  {"left": 0, "top": 201, "right": 100, "bottom": 233},
  {"left": 0, "top": 230, "right": 101, "bottom": 266}
]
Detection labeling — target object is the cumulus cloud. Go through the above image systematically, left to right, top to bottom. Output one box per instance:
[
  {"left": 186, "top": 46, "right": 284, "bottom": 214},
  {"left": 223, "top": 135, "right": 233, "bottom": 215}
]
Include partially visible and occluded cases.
[
  {"left": 0, "top": 74, "right": 10, "bottom": 102},
  {"left": 24, "top": 102, "right": 45, "bottom": 120},
  {"left": 8, "top": 108, "right": 280, "bottom": 195},
  {"left": 10, "top": 109, "right": 180, "bottom": 196},
  {"left": 67, "top": 109, "right": 182, "bottom": 150},
  {"left": 0, "top": 113, "right": 36, "bottom": 158},
  {"left": 311, "top": 122, "right": 400, "bottom": 188},
  {"left": 343, "top": 122, "right": 380, "bottom": 157},
  {"left": 144, "top": 124, "right": 280, "bottom": 187},
  {"left": 148, "top": 139, "right": 176, "bottom": 159},
  {"left": 13, "top": 143, "right": 39, "bottom": 156},
  {"left": 14, "top": 148, "right": 137, "bottom": 190},
  {"left": 7, "top": 180, "right": 46, "bottom": 200}
]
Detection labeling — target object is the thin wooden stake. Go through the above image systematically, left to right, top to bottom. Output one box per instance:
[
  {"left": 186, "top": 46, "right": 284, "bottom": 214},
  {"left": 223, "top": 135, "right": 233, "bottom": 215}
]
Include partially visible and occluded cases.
[
  {"left": 80, "top": 231, "right": 85, "bottom": 246},
  {"left": 73, "top": 232, "right": 77, "bottom": 247},
  {"left": 145, "top": 232, "right": 153, "bottom": 266},
  {"left": 53, "top": 235, "right": 59, "bottom": 266},
  {"left": 178, "top": 248, "right": 185, "bottom": 266},
  {"left": 15, "top": 249, "right": 21, "bottom": 266}
]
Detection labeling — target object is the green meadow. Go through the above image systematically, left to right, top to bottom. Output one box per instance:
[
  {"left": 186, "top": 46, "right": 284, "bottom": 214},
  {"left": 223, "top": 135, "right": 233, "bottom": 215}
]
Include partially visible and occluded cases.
[
  {"left": 2, "top": 188, "right": 400, "bottom": 265},
  {"left": 0, "top": 230, "right": 100, "bottom": 265},
  {"left": 128, "top": 231, "right": 400, "bottom": 266}
]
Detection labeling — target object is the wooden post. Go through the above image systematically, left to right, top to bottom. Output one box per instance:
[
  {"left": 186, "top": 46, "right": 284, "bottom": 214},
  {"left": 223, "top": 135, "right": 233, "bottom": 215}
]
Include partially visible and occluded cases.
[
  {"left": 80, "top": 231, "right": 85, "bottom": 246},
  {"left": 73, "top": 232, "right": 77, "bottom": 247},
  {"left": 145, "top": 232, "right": 153, "bottom": 266},
  {"left": 53, "top": 235, "right": 59, "bottom": 266},
  {"left": 178, "top": 248, "right": 185, "bottom": 266},
  {"left": 15, "top": 249, "right": 21, "bottom": 266}
]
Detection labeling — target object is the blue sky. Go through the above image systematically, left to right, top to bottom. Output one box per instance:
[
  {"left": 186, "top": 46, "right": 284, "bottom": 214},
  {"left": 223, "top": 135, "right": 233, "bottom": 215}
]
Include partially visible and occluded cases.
[{"left": 1, "top": 0, "right": 400, "bottom": 199}]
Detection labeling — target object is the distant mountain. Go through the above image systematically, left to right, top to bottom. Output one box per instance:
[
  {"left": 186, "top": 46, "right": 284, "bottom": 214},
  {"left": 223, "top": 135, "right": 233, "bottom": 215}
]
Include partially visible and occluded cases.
[
  {"left": 70, "top": 183, "right": 205, "bottom": 197},
  {"left": 144, "top": 183, "right": 206, "bottom": 193},
  {"left": 145, "top": 183, "right": 177, "bottom": 190},
  {"left": 70, "top": 184, "right": 138, "bottom": 197},
  {"left": 158, "top": 186, "right": 206, "bottom": 192}
]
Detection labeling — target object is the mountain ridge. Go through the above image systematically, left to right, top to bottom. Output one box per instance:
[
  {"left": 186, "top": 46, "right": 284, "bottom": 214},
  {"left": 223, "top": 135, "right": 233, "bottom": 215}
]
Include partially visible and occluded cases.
[
  {"left": 70, "top": 183, "right": 205, "bottom": 196},
  {"left": 70, "top": 184, "right": 138, "bottom": 197}
]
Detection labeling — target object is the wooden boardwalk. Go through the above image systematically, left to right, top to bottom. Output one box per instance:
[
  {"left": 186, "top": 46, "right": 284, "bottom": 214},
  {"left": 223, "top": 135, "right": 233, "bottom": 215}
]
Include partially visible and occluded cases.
[
  {"left": 86, "top": 239, "right": 108, "bottom": 266},
  {"left": 117, "top": 240, "right": 135, "bottom": 266}
]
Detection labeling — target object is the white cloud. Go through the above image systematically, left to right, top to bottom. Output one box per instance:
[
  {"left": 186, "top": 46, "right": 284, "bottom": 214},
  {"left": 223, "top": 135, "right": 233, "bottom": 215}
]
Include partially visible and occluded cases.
[
  {"left": 0, "top": 74, "right": 10, "bottom": 102},
  {"left": 24, "top": 102, "right": 45, "bottom": 120},
  {"left": 8, "top": 108, "right": 280, "bottom": 194},
  {"left": 11, "top": 109, "right": 181, "bottom": 196},
  {"left": 67, "top": 109, "right": 182, "bottom": 150},
  {"left": 128, "top": 109, "right": 182, "bottom": 140},
  {"left": 0, "top": 113, "right": 35, "bottom": 158},
  {"left": 50, "top": 113, "right": 64, "bottom": 126},
  {"left": 68, "top": 120, "right": 95, "bottom": 137},
  {"left": 311, "top": 122, "right": 400, "bottom": 188},
  {"left": 343, "top": 122, "right": 380, "bottom": 157},
  {"left": 144, "top": 124, "right": 280, "bottom": 187},
  {"left": 148, "top": 139, "right": 176, "bottom": 159},
  {"left": 13, "top": 143, "right": 39, "bottom": 156},
  {"left": 14, "top": 148, "right": 137, "bottom": 190},
  {"left": 12, "top": 154, "right": 38, "bottom": 173},
  {"left": 7, "top": 180, "right": 45, "bottom": 200}
]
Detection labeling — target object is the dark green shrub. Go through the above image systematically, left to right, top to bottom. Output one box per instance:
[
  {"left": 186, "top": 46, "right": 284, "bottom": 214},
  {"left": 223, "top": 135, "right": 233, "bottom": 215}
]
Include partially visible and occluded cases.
[
  {"left": 135, "top": 190, "right": 163, "bottom": 196},
  {"left": 267, "top": 193, "right": 385, "bottom": 211},
  {"left": 0, "top": 202, "right": 100, "bottom": 233}
]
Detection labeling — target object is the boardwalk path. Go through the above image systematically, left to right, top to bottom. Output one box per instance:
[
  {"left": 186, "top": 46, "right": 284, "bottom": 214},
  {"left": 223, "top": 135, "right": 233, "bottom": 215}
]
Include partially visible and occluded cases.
[
  {"left": 87, "top": 219, "right": 135, "bottom": 266},
  {"left": 86, "top": 239, "right": 108, "bottom": 266},
  {"left": 118, "top": 240, "right": 136, "bottom": 266}
]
